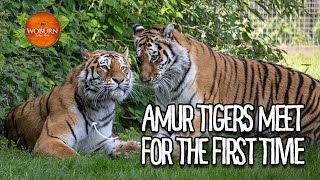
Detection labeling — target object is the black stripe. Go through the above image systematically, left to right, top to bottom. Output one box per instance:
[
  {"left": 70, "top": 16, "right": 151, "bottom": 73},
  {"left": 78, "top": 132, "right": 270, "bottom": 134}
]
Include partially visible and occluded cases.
[
  {"left": 200, "top": 43, "right": 205, "bottom": 53},
  {"left": 206, "top": 45, "right": 214, "bottom": 59},
  {"left": 163, "top": 50, "right": 169, "bottom": 62},
  {"left": 208, "top": 52, "right": 219, "bottom": 100},
  {"left": 208, "top": 52, "right": 222, "bottom": 102},
  {"left": 219, "top": 53, "right": 227, "bottom": 90},
  {"left": 173, "top": 55, "right": 191, "bottom": 92},
  {"left": 225, "top": 55, "right": 235, "bottom": 99},
  {"left": 232, "top": 57, "right": 238, "bottom": 82},
  {"left": 241, "top": 59, "right": 248, "bottom": 104},
  {"left": 259, "top": 61, "right": 269, "bottom": 97},
  {"left": 249, "top": 64, "right": 255, "bottom": 101},
  {"left": 272, "top": 64, "right": 282, "bottom": 99},
  {"left": 90, "top": 66, "right": 95, "bottom": 79},
  {"left": 85, "top": 69, "right": 89, "bottom": 80},
  {"left": 284, "top": 71, "right": 292, "bottom": 104},
  {"left": 295, "top": 73, "right": 304, "bottom": 103},
  {"left": 172, "top": 78, "right": 195, "bottom": 101},
  {"left": 306, "top": 79, "right": 316, "bottom": 103},
  {"left": 266, "top": 80, "right": 273, "bottom": 110},
  {"left": 232, "top": 82, "right": 241, "bottom": 103},
  {"left": 255, "top": 82, "right": 260, "bottom": 107},
  {"left": 46, "top": 90, "right": 54, "bottom": 114},
  {"left": 75, "top": 92, "right": 90, "bottom": 134},
  {"left": 188, "top": 92, "right": 197, "bottom": 104},
  {"left": 301, "top": 94, "right": 317, "bottom": 121},
  {"left": 39, "top": 95, "right": 45, "bottom": 118},
  {"left": 156, "top": 96, "right": 165, "bottom": 107},
  {"left": 310, "top": 96, "right": 320, "bottom": 114},
  {"left": 20, "top": 101, "right": 30, "bottom": 114},
  {"left": 87, "top": 102, "right": 99, "bottom": 111},
  {"left": 99, "top": 111, "right": 115, "bottom": 122},
  {"left": 100, "top": 113, "right": 115, "bottom": 128},
  {"left": 66, "top": 121, "right": 77, "bottom": 143},
  {"left": 46, "top": 122, "right": 67, "bottom": 145},
  {"left": 313, "top": 125, "right": 320, "bottom": 140},
  {"left": 48, "top": 135, "right": 67, "bottom": 144},
  {"left": 94, "top": 138, "right": 109, "bottom": 152},
  {"left": 94, "top": 145, "right": 104, "bottom": 152}
]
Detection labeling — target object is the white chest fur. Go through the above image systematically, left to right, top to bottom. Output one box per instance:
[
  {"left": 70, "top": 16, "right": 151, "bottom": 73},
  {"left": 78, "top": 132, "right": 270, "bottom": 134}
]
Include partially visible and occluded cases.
[{"left": 69, "top": 102, "right": 117, "bottom": 154}]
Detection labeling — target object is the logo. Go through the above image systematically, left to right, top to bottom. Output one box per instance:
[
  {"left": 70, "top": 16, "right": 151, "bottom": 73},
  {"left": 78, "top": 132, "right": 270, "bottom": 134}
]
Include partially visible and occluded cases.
[{"left": 25, "top": 12, "right": 61, "bottom": 48}]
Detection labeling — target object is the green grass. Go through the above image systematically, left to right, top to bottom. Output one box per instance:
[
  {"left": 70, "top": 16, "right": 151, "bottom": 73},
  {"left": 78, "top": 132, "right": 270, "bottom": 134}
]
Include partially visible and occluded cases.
[
  {"left": 283, "top": 53, "right": 320, "bottom": 80},
  {"left": 1, "top": 54, "right": 320, "bottom": 179},
  {"left": 1, "top": 138, "right": 320, "bottom": 180}
]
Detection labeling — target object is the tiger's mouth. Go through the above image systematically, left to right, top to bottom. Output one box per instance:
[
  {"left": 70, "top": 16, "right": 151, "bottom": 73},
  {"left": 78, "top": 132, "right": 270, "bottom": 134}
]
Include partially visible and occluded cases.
[
  {"left": 107, "top": 83, "right": 132, "bottom": 101},
  {"left": 109, "top": 88, "right": 129, "bottom": 101}
]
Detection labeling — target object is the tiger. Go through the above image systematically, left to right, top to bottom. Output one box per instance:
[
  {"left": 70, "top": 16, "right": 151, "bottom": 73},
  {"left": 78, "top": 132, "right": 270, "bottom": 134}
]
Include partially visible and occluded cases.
[
  {"left": 132, "top": 23, "right": 320, "bottom": 156},
  {"left": 3, "top": 48, "right": 140, "bottom": 158}
]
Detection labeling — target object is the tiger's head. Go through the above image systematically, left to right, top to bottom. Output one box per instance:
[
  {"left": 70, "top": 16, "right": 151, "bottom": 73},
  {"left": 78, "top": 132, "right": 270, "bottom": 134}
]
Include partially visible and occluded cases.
[
  {"left": 132, "top": 24, "right": 189, "bottom": 89},
  {"left": 79, "top": 48, "right": 133, "bottom": 102}
]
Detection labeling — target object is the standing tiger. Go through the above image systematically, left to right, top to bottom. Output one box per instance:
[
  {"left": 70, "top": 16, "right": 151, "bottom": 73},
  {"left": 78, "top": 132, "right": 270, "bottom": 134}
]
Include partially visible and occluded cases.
[
  {"left": 132, "top": 23, "right": 320, "bottom": 155},
  {"left": 4, "top": 48, "right": 140, "bottom": 158}
]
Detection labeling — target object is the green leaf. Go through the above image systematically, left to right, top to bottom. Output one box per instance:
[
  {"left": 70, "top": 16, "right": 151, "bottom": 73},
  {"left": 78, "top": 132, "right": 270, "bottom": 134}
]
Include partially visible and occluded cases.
[
  {"left": 248, "top": 7, "right": 264, "bottom": 21},
  {"left": 175, "top": 12, "right": 183, "bottom": 19},
  {"left": 56, "top": 15, "right": 69, "bottom": 30},
  {"left": 108, "top": 18, "right": 123, "bottom": 34},
  {"left": 90, "top": 19, "right": 98, "bottom": 27},
  {"left": 14, "top": 28, "right": 25, "bottom": 39},
  {"left": 19, "top": 39, "right": 31, "bottom": 48},
  {"left": 48, "top": 47, "right": 59, "bottom": 56},
  {"left": 0, "top": 53, "right": 4, "bottom": 73},
  {"left": 19, "top": 71, "right": 28, "bottom": 79}
]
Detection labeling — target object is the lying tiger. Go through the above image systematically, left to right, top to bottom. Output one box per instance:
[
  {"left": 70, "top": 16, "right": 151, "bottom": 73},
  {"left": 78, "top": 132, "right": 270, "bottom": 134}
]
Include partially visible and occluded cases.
[
  {"left": 132, "top": 23, "right": 320, "bottom": 156},
  {"left": 4, "top": 48, "right": 140, "bottom": 158}
]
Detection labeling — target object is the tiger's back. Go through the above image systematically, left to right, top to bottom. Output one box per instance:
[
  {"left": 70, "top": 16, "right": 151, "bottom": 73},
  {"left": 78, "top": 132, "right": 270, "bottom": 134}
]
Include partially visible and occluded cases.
[{"left": 4, "top": 64, "right": 84, "bottom": 149}]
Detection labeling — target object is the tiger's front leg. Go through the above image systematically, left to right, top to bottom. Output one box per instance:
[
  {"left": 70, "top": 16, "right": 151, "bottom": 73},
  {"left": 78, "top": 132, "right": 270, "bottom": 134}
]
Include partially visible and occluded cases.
[
  {"left": 172, "top": 115, "right": 203, "bottom": 158},
  {"left": 112, "top": 140, "right": 141, "bottom": 157}
]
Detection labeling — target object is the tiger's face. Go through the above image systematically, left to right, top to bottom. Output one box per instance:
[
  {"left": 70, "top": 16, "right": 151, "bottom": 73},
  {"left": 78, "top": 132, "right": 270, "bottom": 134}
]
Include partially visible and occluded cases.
[
  {"left": 132, "top": 24, "right": 182, "bottom": 88},
  {"left": 79, "top": 49, "right": 133, "bottom": 102}
]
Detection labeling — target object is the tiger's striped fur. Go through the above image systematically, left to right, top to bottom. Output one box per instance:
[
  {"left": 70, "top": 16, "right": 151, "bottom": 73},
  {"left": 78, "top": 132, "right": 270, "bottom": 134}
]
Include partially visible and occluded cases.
[
  {"left": 132, "top": 24, "right": 320, "bottom": 155},
  {"left": 4, "top": 48, "right": 140, "bottom": 158}
]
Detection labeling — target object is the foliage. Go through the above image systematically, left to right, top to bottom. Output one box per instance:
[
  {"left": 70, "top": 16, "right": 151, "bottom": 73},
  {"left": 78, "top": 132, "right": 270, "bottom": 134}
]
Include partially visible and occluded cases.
[
  {"left": 0, "top": 0, "right": 305, "bottom": 133},
  {"left": 312, "top": 21, "right": 320, "bottom": 45}
]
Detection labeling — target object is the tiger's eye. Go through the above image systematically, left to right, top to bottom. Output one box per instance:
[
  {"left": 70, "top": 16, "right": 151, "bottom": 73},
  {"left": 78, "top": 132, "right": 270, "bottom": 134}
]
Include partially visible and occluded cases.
[
  {"left": 151, "top": 55, "right": 158, "bottom": 61},
  {"left": 101, "top": 65, "right": 108, "bottom": 70},
  {"left": 121, "top": 66, "right": 127, "bottom": 71}
]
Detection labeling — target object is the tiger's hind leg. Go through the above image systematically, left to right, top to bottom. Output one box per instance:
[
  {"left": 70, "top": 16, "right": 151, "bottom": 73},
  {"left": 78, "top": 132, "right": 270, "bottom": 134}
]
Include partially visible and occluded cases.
[
  {"left": 32, "top": 115, "right": 78, "bottom": 158},
  {"left": 33, "top": 135, "right": 78, "bottom": 158}
]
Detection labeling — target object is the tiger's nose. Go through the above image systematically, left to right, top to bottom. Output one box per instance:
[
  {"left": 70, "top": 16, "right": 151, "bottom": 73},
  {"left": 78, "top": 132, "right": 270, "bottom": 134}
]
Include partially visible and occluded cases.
[
  {"left": 139, "top": 74, "right": 151, "bottom": 82},
  {"left": 112, "top": 77, "right": 124, "bottom": 84}
]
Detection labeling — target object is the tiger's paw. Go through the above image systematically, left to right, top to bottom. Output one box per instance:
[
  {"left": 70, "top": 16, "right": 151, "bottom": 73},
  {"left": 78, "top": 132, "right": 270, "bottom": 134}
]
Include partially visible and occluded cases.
[{"left": 112, "top": 141, "right": 141, "bottom": 158}]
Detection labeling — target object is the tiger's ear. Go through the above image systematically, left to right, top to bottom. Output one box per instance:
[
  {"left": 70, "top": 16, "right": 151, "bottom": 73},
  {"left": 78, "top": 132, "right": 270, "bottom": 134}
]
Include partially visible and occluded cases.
[
  {"left": 161, "top": 23, "right": 174, "bottom": 40},
  {"left": 132, "top": 24, "right": 145, "bottom": 35},
  {"left": 81, "top": 47, "right": 91, "bottom": 60},
  {"left": 122, "top": 48, "right": 129, "bottom": 60}
]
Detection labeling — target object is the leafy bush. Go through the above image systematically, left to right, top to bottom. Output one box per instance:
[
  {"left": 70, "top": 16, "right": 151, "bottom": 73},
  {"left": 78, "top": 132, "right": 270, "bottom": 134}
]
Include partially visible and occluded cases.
[{"left": 0, "top": 0, "right": 304, "bottom": 133}]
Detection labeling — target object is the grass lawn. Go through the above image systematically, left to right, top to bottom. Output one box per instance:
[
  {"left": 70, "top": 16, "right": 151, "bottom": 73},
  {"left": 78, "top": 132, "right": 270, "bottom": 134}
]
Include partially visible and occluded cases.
[{"left": 0, "top": 53, "right": 320, "bottom": 179}]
